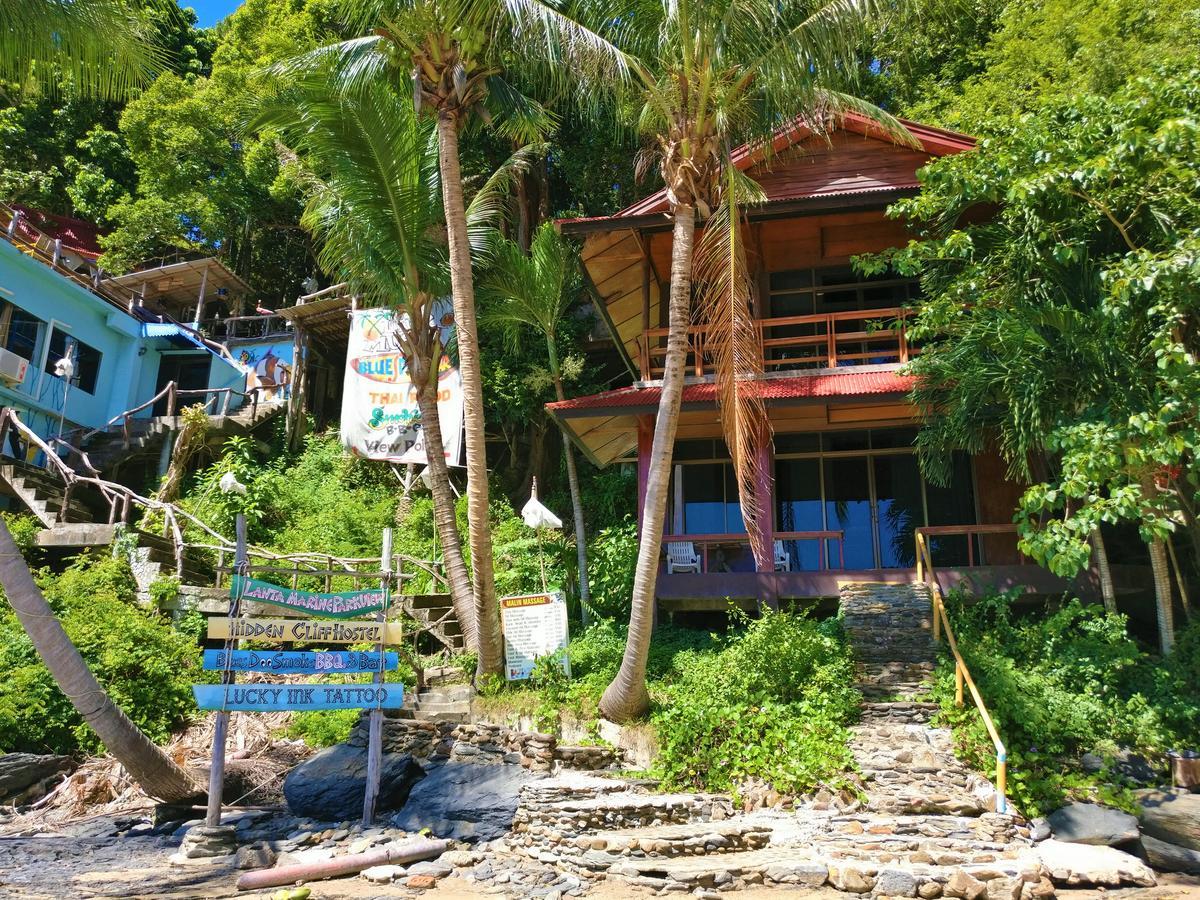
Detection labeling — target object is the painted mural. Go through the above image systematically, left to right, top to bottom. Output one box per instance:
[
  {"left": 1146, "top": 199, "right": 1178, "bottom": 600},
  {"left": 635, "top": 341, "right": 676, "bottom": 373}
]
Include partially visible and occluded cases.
[{"left": 232, "top": 340, "right": 295, "bottom": 402}]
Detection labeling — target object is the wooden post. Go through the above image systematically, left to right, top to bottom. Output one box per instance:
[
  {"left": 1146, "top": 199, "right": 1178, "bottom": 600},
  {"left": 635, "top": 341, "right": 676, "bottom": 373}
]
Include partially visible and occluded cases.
[
  {"left": 193, "top": 262, "right": 210, "bottom": 330},
  {"left": 635, "top": 416, "right": 653, "bottom": 536},
  {"left": 207, "top": 514, "right": 247, "bottom": 826},
  {"left": 362, "top": 527, "right": 393, "bottom": 827}
]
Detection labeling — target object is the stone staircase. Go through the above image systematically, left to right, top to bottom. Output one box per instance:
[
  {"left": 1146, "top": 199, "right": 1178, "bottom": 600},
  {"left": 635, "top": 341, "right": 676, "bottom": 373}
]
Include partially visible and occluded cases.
[
  {"left": 35, "top": 522, "right": 215, "bottom": 590},
  {"left": 397, "top": 594, "right": 464, "bottom": 654}
]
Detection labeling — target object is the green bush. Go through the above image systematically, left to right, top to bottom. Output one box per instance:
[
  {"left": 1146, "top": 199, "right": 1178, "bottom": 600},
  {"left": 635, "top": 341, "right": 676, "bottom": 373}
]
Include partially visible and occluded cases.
[
  {"left": 2, "top": 512, "right": 42, "bottom": 563},
  {"left": 586, "top": 520, "right": 638, "bottom": 619},
  {"left": 0, "top": 554, "right": 201, "bottom": 754},
  {"left": 935, "top": 592, "right": 1200, "bottom": 815},
  {"left": 651, "top": 611, "right": 859, "bottom": 797},
  {"left": 286, "top": 709, "right": 360, "bottom": 748}
]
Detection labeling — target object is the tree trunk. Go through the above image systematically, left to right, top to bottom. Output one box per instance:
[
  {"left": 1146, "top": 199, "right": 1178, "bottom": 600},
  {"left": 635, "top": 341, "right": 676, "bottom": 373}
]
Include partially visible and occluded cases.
[
  {"left": 436, "top": 111, "right": 503, "bottom": 677},
  {"left": 599, "top": 205, "right": 695, "bottom": 723},
  {"left": 412, "top": 351, "right": 479, "bottom": 654},
  {"left": 550, "top": 351, "right": 589, "bottom": 625},
  {"left": 0, "top": 519, "right": 199, "bottom": 802},
  {"left": 1091, "top": 528, "right": 1117, "bottom": 614},
  {"left": 1148, "top": 537, "right": 1176, "bottom": 655}
]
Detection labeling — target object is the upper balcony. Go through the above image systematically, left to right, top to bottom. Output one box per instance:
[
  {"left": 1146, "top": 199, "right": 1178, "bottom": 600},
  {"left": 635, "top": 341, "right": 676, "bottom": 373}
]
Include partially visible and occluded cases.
[{"left": 637, "top": 303, "right": 913, "bottom": 381}]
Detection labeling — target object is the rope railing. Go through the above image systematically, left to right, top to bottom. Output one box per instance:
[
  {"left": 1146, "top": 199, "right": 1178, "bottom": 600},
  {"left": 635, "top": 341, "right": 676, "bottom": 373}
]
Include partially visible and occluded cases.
[
  {"left": 1, "top": 408, "right": 448, "bottom": 590},
  {"left": 914, "top": 527, "right": 1008, "bottom": 814}
]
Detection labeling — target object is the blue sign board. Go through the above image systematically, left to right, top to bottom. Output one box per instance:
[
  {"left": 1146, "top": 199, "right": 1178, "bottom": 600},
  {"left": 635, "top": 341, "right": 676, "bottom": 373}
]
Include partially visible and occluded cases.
[
  {"left": 202, "top": 650, "right": 399, "bottom": 675},
  {"left": 192, "top": 683, "right": 404, "bottom": 712}
]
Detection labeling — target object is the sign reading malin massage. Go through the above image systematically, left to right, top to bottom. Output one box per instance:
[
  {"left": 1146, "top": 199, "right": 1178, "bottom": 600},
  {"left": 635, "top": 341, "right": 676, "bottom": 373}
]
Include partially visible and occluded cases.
[
  {"left": 232, "top": 575, "right": 387, "bottom": 619},
  {"left": 499, "top": 592, "right": 570, "bottom": 682},
  {"left": 207, "top": 617, "right": 403, "bottom": 644},
  {"left": 202, "top": 649, "right": 399, "bottom": 674},
  {"left": 193, "top": 683, "right": 404, "bottom": 711}
]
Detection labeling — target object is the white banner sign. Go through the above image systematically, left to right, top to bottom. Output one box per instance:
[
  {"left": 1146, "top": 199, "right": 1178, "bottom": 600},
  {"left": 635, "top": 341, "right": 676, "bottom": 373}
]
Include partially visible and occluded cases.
[
  {"left": 341, "top": 306, "right": 463, "bottom": 464},
  {"left": 500, "top": 592, "right": 570, "bottom": 681}
]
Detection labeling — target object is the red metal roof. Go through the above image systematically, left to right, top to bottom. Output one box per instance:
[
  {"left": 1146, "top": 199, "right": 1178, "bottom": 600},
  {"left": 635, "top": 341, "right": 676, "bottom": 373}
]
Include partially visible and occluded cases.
[
  {"left": 559, "top": 114, "right": 974, "bottom": 229},
  {"left": 12, "top": 205, "right": 105, "bottom": 260},
  {"left": 548, "top": 370, "right": 916, "bottom": 414}
]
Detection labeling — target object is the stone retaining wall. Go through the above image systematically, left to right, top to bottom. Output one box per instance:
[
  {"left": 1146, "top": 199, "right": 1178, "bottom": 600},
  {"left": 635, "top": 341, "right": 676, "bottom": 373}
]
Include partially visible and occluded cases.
[{"left": 359, "top": 717, "right": 624, "bottom": 773}]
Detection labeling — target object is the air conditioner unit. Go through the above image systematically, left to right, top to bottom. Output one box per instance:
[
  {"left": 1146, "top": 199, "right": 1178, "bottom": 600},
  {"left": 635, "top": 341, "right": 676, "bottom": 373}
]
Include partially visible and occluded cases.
[{"left": 0, "top": 347, "right": 30, "bottom": 387}]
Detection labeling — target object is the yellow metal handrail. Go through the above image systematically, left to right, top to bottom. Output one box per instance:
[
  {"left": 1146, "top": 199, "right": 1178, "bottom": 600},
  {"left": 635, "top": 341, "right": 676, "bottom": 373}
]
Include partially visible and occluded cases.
[{"left": 915, "top": 528, "right": 1009, "bottom": 814}]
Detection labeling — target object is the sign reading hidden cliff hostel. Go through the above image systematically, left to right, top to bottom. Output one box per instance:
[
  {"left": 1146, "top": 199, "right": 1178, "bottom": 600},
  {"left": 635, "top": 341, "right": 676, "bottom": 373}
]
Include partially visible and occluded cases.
[
  {"left": 341, "top": 305, "right": 464, "bottom": 464},
  {"left": 232, "top": 574, "right": 386, "bottom": 619},
  {"left": 499, "top": 592, "right": 570, "bottom": 681},
  {"left": 207, "top": 617, "right": 404, "bottom": 644},
  {"left": 202, "top": 649, "right": 399, "bottom": 674},
  {"left": 192, "top": 683, "right": 403, "bottom": 711}
]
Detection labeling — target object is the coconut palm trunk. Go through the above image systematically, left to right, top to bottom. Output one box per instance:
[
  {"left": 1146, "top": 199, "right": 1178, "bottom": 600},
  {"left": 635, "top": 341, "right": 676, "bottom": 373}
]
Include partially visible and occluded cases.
[
  {"left": 436, "top": 110, "right": 504, "bottom": 677},
  {"left": 599, "top": 205, "right": 696, "bottom": 722},
  {"left": 410, "top": 336, "right": 479, "bottom": 653},
  {"left": 548, "top": 343, "right": 591, "bottom": 622},
  {"left": 0, "top": 519, "right": 198, "bottom": 801},
  {"left": 1091, "top": 528, "right": 1117, "bottom": 614},
  {"left": 1147, "top": 537, "right": 1176, "bottom": 655}
]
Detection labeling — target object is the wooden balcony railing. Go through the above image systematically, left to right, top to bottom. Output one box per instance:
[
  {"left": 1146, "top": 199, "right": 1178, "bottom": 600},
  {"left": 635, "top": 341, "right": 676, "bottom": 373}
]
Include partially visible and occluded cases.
[
  {"left": 639, "top": 307, "right": 912, "bottom": 379},
  {"left": 915, "top": 525, "right": 1012, "bottom": 814},
  {"left": 661, "top": 530, "right": 845, "bottom": 572}
]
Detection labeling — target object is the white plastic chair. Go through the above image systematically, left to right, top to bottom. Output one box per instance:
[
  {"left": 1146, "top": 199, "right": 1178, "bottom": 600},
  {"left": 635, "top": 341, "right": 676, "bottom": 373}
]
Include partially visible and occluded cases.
[
  {"left": 774, "top": 540, "right": 791, "bottom": 572},
  {"left": 666, "top": 541, "right": 702, "bottom": 574}
]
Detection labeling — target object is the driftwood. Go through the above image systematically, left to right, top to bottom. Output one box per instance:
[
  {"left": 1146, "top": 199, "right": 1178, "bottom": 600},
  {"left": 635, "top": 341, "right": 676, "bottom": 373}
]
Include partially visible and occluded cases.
[{"left": 235, "top": 838, "right": 449, "bottom": 890}]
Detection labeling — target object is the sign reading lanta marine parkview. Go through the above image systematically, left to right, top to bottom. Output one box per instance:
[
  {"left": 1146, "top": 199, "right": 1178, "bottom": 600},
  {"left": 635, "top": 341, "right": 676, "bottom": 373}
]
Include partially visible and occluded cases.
[
  {"left": 340, "top": 305, "right": 464, "bottom": 465},
  {"left": 232, "top": 574, "right": 386, "bottom": 619},
  {"left": 499, "top": 592, "right": 570, "bottom": 681}
]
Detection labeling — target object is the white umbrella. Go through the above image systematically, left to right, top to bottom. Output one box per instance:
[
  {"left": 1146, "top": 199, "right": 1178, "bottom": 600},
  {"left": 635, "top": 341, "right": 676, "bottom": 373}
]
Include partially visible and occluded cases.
[{"left": 522, "top": 477, "right": 562, "bottom": 530}]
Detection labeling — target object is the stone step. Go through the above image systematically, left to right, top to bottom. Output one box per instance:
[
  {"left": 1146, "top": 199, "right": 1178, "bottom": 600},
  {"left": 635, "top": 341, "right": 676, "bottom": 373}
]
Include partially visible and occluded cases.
[
  {"left": 513, "top": 791, "right": 735, "bottom": 836},
  {"left": 524, "top": 820, "right": 772, "bottom": 870},
  {"left": 603, "top": 846, "right": 1044, "bottom": 896}
]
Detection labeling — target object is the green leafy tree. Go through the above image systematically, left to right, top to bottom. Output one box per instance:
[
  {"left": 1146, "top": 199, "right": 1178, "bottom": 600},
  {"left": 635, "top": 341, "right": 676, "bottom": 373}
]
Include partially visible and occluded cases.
[{"left": 865, "top": 70, "right": 1200, "bottom": 653}]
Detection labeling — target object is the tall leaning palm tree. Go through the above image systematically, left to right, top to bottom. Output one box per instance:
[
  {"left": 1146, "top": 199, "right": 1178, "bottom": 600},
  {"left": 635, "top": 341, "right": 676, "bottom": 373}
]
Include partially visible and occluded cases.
[
  {"left": 1, "top": 0, "right": 166, "bottom": 98},
  {"left": 278, "top": 0, "right": 631, "bottom": 677},
  {"left": 593, "top": 0, "right": 910, "bottom": 722},
  {"left": 257, "top": 65, "right": 541, "bottom": 656},
  {"left": 481, "top": 223, "right": 593, "bottom": 622},
  {"left": 0, "top": 521, "right": 198, "bottom": 800}
]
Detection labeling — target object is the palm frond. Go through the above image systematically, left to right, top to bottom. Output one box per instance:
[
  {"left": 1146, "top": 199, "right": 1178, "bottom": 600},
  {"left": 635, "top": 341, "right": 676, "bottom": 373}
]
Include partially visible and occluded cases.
[
  {"left": 0, "top": 0, "right": 167, "bottom": 98},
  {"left": 463, "top": 142, "right": 548, "bottom": 256},
  {"left": 693, "top": 165, "right": 772, "bottom": 565},
  {"left": 479, "top": 222, "right": 577, "bottom": 352}
]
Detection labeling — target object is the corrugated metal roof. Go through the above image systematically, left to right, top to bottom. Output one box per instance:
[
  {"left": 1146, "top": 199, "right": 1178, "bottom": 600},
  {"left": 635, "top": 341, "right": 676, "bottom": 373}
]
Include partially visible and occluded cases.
[{"left": 548, "top": 370, "right": 916, "bottom": 414}]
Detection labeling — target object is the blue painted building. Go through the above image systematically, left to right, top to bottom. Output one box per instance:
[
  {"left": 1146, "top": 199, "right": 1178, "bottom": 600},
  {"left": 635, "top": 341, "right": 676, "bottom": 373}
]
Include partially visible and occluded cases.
[{"left": 0, "top": 205, "right": 247, "bottom": 450}]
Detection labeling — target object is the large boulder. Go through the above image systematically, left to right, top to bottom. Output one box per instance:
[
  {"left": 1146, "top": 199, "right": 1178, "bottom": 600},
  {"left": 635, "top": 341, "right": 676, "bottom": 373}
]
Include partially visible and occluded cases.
[
  {"left": 283, "top": 744, "right": 424, "bottom": 821},
  {"left": 1080, "top": 750, "right": 1161, "bottom": 785},
  {"left": 0, "top": 753, "right": 76, "bottom": 805},
  {"left": 390, "top": 760, "right": 537, "bottom": 843},
  {"left": 1138, "top": 789, "right": 1200, "bottom": 852},
  {"left": 1046, "top": 802, "right": 1140, "bottom": 847},
  {"left": 1141, "top": 835, "right": 1200, "bottom": 874},
  {"left": 1036, "top": 839, "right": 1156, "bottom": 887}
]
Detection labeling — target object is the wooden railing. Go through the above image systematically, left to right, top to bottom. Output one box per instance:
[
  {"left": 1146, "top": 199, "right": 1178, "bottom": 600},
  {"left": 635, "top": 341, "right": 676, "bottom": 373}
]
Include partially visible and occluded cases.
[
  {"left": 638, "top": 307, "right": 912, "bottom": 378},
  {"left": 82, "top": 380, "right": 265, "bottom": 447},
  {"left": 915, "top": 525, "right": 1011, "bottom": 814},
  {"left": 661, "top": 530, "right": 845, "bottom": 572}
]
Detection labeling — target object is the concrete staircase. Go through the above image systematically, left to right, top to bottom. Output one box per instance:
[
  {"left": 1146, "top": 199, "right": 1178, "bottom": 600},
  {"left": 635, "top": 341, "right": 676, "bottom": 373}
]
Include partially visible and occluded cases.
[
  {"left": 0, "top": 460, "right": 100, "bottom": 527},
  {"left": 35, "top": 522, "right": 215, "bottom": 589},
  {"left": 397, "top": 594, "right": 465, "bottom": 654},
  {"left": 399, "top": 665, "right": 473, "bottom": 723}
]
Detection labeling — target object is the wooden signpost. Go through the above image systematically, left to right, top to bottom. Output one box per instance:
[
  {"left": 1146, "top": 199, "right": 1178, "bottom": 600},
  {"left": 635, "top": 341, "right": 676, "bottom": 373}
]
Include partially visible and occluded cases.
[
  {"left": 198, "top": 525, "right": 398, "bottom": 827},
  {"left": 231, "top": 575, "right": 388, "bottom": 618},
  {"left": 206, "top": 617, "right": 403, "bottom": 644},
  {"left": 202, "top": 650, "right": 399, "bottom": 674},
  {"left": 193, "top": 683, "right": 404, "bottom": 711}
]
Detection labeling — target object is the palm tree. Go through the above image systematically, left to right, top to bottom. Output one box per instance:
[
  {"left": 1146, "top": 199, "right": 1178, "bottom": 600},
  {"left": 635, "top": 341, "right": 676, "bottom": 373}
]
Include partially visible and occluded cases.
[
  {"left": 1, "top": 0, "right": 166, "bottom": 98},
  {"left": 277, "top": 0, "right": 630, "bottom": 677},
  {"left": 593, "top": 0, "right": 909, "bottom": 722},
  {"left": 257, "top": 64, "right": 538, "bottom": 655},
  {"left": 481, "top": 223, "right": 593, "bottom": 621},
  {"left": 0, "top": 520, "right": 198, "bottom": 800}
]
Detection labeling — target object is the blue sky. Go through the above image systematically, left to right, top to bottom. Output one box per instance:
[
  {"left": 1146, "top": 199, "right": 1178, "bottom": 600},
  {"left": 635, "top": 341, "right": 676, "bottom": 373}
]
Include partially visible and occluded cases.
[{"left": 184, "top": 0, "right": 245, "bottom": 28}]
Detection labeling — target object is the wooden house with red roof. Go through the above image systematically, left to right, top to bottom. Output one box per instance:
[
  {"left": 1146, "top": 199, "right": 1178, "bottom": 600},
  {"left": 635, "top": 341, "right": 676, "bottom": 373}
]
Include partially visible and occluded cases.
[{"left": 551, "top": 115, "right": 1081, "bottom": 610}]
